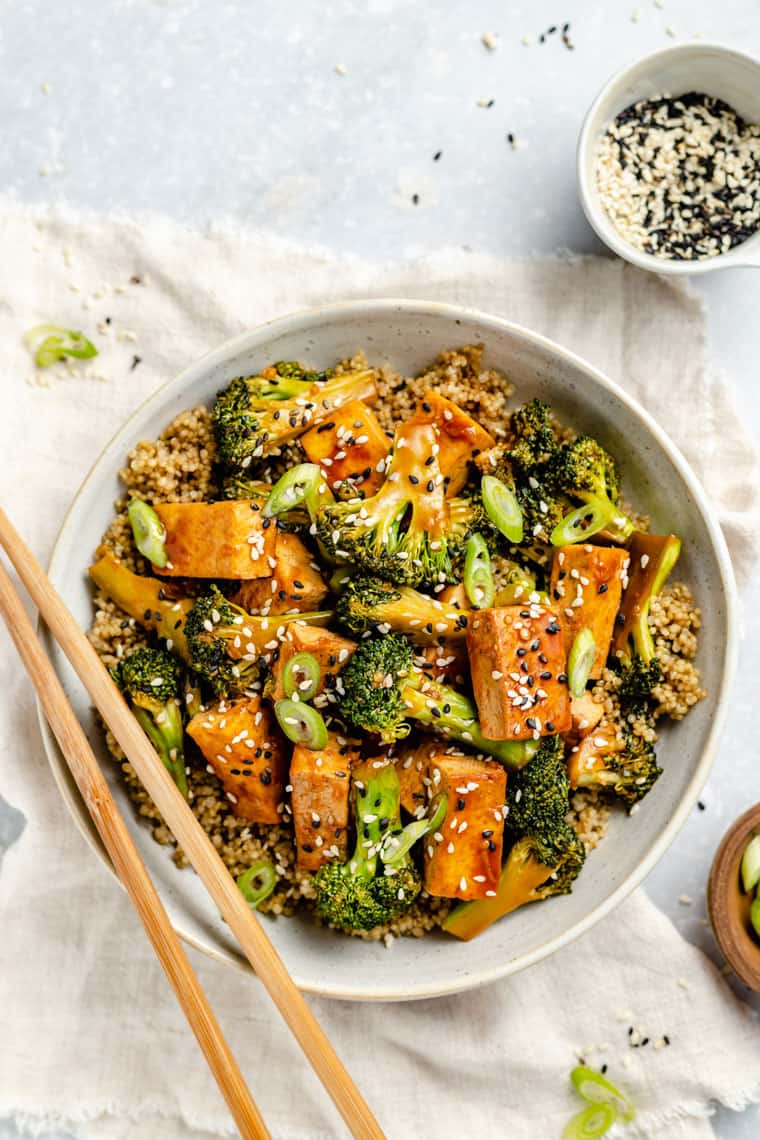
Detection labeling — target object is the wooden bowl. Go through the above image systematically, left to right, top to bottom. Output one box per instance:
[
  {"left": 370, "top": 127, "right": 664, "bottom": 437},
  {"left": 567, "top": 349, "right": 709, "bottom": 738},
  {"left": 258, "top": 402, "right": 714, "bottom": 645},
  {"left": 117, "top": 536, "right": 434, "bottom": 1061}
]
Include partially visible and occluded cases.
[{"left": 707, "top": 803, "right": 760, "bottom": 991}]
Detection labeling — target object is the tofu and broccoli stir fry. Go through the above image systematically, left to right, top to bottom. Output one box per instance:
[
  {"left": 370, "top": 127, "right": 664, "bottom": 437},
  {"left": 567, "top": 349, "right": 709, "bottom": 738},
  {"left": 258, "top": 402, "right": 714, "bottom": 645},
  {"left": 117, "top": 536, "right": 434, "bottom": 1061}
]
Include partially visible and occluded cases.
[{"left": 88, "top": 346, "right": 705, "bottom": 941}]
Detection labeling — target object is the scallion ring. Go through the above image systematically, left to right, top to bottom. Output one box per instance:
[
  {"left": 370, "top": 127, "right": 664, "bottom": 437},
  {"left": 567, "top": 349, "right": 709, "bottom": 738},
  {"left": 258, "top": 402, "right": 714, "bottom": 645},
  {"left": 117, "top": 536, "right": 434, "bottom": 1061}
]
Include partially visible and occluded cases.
[
  {"left": 24, "top": 324, "right": 97, "bottom": 368},
  {"left": 264, "top": 463, "right": 331, "bottom": 521},
  {"left": 481, "top": 475, "right": 524, "bottom": 543},
  {"left": 127, "top": 499, "right": 168, "bottom": 568},
  {"left": 550, "top": 502, "right": 609, "bottom": 546},
  {"left": 464, "top": 533, "right": 495, "bottom": 609},
  {"left": 568, "top": 629, "right": 596, "bottom": 698},
  {"left": 282, "top": 652, "right": 321, "bottom": 701},
  {"left": 274, "top": 698, "right": 328, "bottom": 749},
  {"left": 741, "top": 834, "right": 760, "bottom": 894},
  {"left": 236, "top": 861, "right": 277, "bottom": 911},
  {"left": 750, "top": 895, "right": 760, "bottom": 939},
  {"left": 570, "top": 1066, "right": 635, "bottom": 1121},
  {"left": 562, "top": 1103, "right": 617, "bottom": 1140}
]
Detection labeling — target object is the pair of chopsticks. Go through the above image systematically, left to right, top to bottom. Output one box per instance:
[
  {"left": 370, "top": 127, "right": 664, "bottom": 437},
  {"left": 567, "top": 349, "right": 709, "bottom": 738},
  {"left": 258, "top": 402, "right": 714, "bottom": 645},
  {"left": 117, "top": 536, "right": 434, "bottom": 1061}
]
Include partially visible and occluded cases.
[{"left": 0, "top": 507, "right": 384, "bottom": 1140}]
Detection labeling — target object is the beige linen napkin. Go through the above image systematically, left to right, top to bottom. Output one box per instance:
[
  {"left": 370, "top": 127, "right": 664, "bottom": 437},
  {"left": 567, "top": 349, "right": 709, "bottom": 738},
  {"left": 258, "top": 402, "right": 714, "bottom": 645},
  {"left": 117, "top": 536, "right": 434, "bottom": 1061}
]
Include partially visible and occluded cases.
[{"left": 1, "top": 204, "right": 759, "bottom": 1140}]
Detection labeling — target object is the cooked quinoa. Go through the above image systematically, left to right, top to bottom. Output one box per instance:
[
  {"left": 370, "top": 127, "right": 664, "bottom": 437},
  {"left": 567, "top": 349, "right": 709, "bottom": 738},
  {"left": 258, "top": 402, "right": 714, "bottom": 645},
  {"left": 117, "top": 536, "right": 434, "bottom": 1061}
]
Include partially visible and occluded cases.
[{"left": 88, "top": 344, "right": 705, "bottom": 940}]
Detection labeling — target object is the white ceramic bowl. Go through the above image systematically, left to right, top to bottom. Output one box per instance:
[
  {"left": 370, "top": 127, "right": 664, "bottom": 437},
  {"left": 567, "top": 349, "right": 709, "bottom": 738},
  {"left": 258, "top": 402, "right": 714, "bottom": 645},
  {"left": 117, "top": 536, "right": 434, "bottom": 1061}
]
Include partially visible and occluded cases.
[
  {"left": 577, "top": 42, "right": 760, "bottom": 274},
  {"left": 40, "top": 299, "right": 737, "bottom": 1000}
]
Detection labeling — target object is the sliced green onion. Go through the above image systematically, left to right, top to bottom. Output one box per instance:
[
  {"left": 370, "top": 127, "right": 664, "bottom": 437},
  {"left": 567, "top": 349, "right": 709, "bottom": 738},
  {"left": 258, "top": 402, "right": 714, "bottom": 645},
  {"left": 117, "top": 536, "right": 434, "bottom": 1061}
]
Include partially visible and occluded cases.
[
  {"left": 24, "top": 324, "right": 97, "bottom": 368},
  {"left": 264, "top": 463, "right": 331, "bottom": 521},
  {"left": 481, "top": 475, "right": 524, "bottom": 543},
  {"left": 127, "top": 499, "right": 168, "bottom": 568},
  {"left": 551, "top": 502, "right": 610, "bottom": 546},
  {"left": 464, "top": 534, "right": 495, "bottom": 609},
  {"left": 568, "top": 629, "right": 596, "bottom": 698},
  {"left": 282, "top": 652, "right": 321, "bottom": 701},
  {"left": 274, "top": 698, "right": 328, "bottom": 749},
  {"left": 380, "top": 793, "right": 447, "bottom": 865},
  {"left": 741, "top": 834, "right": 760, "bottom": 894},
  {"left": 236, "top": 861, "right": 277, "bottom": 910},
  {"left": 750, "top": 895, "right": 760, "bottom": 940},
  {"left": 570, "top": 1066, "right": 635, "bottom": 1121},
  {"left": 562, "top": 1103, "right": 617, "bottom": 1140}
]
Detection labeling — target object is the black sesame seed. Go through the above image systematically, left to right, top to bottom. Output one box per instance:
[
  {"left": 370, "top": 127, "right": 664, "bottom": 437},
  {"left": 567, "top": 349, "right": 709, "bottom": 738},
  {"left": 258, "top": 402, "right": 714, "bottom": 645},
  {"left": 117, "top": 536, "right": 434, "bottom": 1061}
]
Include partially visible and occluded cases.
[
  {"left": 598, "top": 582, "right": 609, "bottom": 594},
  {"left": 456, "top": 798, "right": 466, "bottom": 811}
]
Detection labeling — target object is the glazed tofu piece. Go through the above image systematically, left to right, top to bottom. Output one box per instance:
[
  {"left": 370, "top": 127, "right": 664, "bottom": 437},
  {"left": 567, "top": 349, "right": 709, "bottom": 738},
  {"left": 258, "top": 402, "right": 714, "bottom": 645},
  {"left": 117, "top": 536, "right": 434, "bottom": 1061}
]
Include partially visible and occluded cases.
[
  {"left": 409, "top": 391, "right": 496, "bottom": 496},
  {"left": 299, "top": 399, "right": 391, "bottom": 497},
  {"left": 152, "top": 500, "right": 276, "bottom": 579},
  {"left": 232, "top": 531, "right": 329, "bottom": 616},
  {"left": 549, "top": 545, "right": 630, "bottom": 679},
  {"left": 466, "top": 604, "right": 572, "bottom": 741},
  {"left": 267, "top": 623, "right": 357, "bottom": 703},
  {"left": 417, "top": 641, "right": 469, "bottom": 687},
  {"left": 569, "top": 692, "right": 605, "bottom": 743},
  {"left": 186, "top": 696, "right": 287, "bottom": 823},
  {"left": 290, "top": 735, "right": 360, "bottom": 870},
  {"left": 395, "top": 738, "right": 438, "bottom": 815},
  {"left": 423, "top": 751, "right": 507, "bottom": 901}
]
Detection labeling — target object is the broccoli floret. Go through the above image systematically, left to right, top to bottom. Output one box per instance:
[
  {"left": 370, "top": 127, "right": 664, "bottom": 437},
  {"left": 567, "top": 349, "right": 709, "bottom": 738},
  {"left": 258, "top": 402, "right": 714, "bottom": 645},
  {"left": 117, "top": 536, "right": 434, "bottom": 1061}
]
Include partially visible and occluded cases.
[
  {"left": 213, "top": 363, "right": 376, "bottom": 470},
  {"left": 508, "top": 399, "right": 559, "bottom": 471},
  {"left": 316, "top": 421, "right": 455, "bottom": 588},
  {"left": 550, "top": 436, "right": 635, "bottom": 545},
  {"left": 478, "top": 444, "right": 566, "bottom": 547},
  {"left": 219, "top": 474, "right": 271, "bottom": 503},
  {"left": 446, "top": 493, "right": 502, "bottom": 558},
  {"left": 335, "top": 575, "right": 470, "bottom": 642},
  {"left": 186, "top": 585, "right": 331, "bottom": 696},
  {"left": 185, "top": 587, "right": 263, "bottom": 695},
  {"left": 338, "top": 634, "right": 416, "bottom": 742},
  {"left": 339, "top": 634, "right": 537, "bottom": 768},
  {"left": 112, "top": 647, "right": 187, "bottom": 796},
  {"left": 617, "top": 655, "right": 663, "bottom": 708},
  {"left": 576, "top": 730, "right": 662, "bottom": 808},
  {"left": 504, "top": 735, "right": 570, "bottom": 837},
  {"left": 314, "top": 762, "right": 422, "bottom": 931},
  {"left": 442, "top": 825, "right": 585, "bottom": 940},
  {"left": 514, "top": 825, "right": 587, "bottom": 897}
]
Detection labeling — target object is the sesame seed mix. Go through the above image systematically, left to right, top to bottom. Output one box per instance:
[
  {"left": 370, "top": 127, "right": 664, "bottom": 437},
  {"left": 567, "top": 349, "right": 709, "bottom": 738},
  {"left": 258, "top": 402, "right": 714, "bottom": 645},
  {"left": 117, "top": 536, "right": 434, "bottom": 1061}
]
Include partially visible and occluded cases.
[{"left": 596, "top": 92, "right": 760, "bottom": 261}]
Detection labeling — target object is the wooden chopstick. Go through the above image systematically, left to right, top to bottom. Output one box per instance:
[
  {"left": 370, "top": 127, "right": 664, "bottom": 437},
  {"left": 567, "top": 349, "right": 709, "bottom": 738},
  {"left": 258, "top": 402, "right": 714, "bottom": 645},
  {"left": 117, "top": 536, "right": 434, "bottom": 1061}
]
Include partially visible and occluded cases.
[
  {"left": 0, "top": 507, "right": 385, "bottom": 1140},
  {"left": 0, "top": 555, "right": 271, "bottom": 1140}
]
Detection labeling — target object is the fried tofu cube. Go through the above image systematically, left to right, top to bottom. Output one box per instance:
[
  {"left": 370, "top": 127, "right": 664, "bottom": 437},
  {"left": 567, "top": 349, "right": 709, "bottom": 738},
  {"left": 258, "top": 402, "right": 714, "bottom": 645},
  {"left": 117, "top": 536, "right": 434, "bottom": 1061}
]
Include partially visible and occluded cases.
[
  {"left": 409, "top": 391, "right": 496, "bottom": 496},
  {"left": 300, "top": 399, "right": 391, "bottom": 497},
  {"left": 152, "top": 501, "right": 276, "bottom": 580},
  {"left": 232, "top": 531, "right": 328, "bottom": 615},
  {"left": 549, "top": 545, "right": 630, "bottom": 679},
  {"left": 466, "top": 605, "right": 571, "bottom": 741},
  {"left": 267, "top": 623, "right": 357, "bottom": 703},
  {"left": 418, "top": 640, "right": 469, "bottom": 687},
  {"left": 569, "top": 692, "right": 605, "bottom": 744},
  {"left": 186, "top": 696, "right": 287, "bottom": 823},
  {"left": 290, "top": 735, "right": 360, "bottom": 870},
  {"left": 395, "top": 738, "right": 438, "bottom": 815},
  {"left": 423, "top": 751, "right": 507, "bottom": 901}
]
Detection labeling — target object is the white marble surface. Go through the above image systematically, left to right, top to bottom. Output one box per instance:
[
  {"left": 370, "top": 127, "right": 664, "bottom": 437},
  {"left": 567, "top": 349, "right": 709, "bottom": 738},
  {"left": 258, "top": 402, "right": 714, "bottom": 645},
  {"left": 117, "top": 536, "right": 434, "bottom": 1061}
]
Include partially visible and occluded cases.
[{"left": 2, "top": 0, "right": 760, "bottom": 1136}]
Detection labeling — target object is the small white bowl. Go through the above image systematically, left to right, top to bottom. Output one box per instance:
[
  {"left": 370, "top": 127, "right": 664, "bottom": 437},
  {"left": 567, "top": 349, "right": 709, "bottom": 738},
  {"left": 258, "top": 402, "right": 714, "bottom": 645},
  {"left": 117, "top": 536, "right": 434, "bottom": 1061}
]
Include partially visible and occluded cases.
[
  {"left": 577, "top": 42, "right": 760, "bottom": 274},
  {"left": 39, "top": 300, "right": 738, "bottom": 1001}
]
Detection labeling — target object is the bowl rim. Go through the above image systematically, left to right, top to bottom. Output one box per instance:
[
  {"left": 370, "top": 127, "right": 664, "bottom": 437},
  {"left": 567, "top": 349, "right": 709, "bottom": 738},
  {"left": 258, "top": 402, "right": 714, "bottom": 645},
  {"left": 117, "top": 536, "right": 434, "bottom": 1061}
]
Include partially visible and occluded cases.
[
  {"left": 576, "top": 40, "right": 760, "bottom": 275},
  {"left": 38, "top": 297, "right": 739, "bottom": 1000}
]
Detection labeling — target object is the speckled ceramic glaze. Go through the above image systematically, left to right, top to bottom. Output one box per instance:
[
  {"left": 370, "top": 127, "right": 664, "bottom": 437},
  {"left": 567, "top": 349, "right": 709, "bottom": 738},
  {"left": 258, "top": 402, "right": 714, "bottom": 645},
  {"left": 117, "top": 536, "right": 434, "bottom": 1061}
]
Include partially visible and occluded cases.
[{"left": 40, "top": 300, "right": 737, "bottom": 1000}]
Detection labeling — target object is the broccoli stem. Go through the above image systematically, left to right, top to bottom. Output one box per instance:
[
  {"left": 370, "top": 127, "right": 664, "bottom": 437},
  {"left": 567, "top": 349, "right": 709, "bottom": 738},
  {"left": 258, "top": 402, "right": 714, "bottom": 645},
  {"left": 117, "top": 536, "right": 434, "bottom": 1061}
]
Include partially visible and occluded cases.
[
  {"left": 401, "top": 682, "right": 539, "bottom": 770},
  {"left": 132, "top": 702, "right": 188, "bottom": 797}
]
